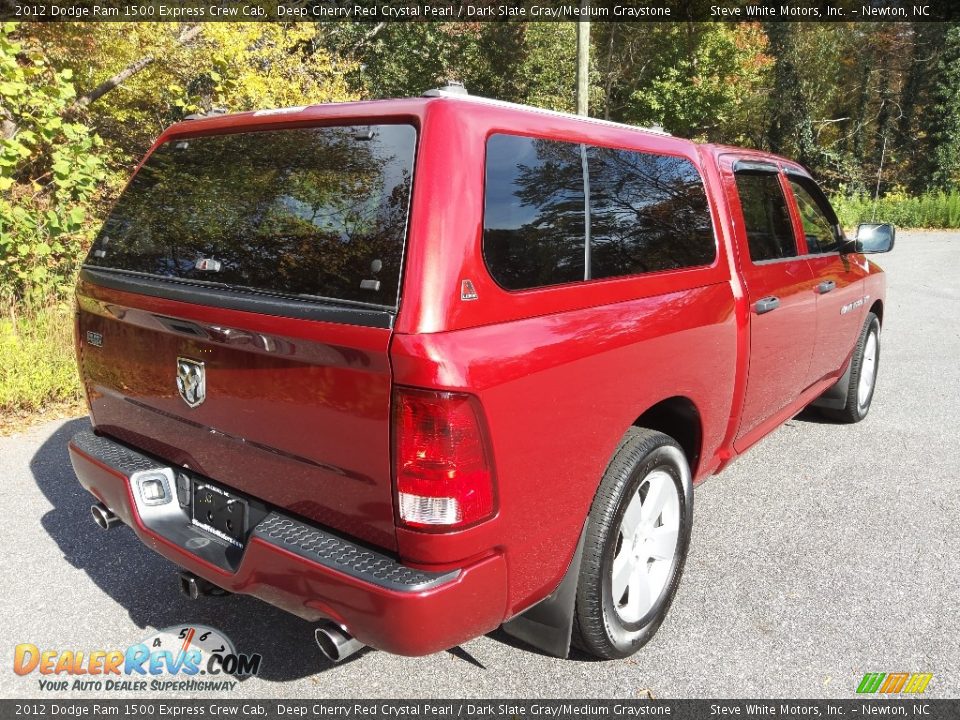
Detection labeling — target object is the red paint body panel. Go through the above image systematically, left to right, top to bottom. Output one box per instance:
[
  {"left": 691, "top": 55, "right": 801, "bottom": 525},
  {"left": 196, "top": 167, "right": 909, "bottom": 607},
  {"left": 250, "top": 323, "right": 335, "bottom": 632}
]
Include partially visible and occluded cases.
[
  {"left": 72, "top": 97, "right": 887, "bottom": 654},
  {"left": 397, "top": 100, "right": 733, "bottom": 336},
  {"left": 717, "top": 157, "right": 819, "bottom": 443},
  {"left": 803, "top": 253, "right": 868, "bottom": 385},
  {"left": 392, "top": 282, "right": 737, "bottom": 614}
]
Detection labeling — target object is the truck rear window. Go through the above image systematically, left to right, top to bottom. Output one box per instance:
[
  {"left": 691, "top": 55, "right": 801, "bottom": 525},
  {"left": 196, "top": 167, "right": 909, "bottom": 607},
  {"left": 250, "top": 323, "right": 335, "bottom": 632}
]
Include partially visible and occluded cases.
[{"left": 86, "top": 124, "right": 417, "bottom": 309}]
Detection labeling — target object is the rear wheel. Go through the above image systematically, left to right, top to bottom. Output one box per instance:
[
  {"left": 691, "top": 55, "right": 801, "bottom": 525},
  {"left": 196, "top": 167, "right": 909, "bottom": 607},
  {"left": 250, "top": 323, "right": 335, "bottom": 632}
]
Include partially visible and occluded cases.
[
  {"left": 821, "top": 312, "right": 880, "bottom": 424},
  {"left": 572, "top": 428, "right": 693, "bottom": 659}
]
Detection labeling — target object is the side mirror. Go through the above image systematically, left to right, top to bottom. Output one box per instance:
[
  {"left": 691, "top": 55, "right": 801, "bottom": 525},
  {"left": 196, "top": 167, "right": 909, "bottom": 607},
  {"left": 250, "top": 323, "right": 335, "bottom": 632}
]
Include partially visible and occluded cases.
[{"left": 855, "top": 223, "right": 896, "bottom": 254}]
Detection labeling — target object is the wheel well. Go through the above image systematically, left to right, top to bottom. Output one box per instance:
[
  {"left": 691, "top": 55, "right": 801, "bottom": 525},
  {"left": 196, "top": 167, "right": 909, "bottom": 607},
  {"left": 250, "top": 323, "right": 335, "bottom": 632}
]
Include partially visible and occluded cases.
[
  {"left": 870, "top": 299, "right": 883, "bottom": 326},
  {"left": 633, "top": 397, "right": 702, "bottom": 476}
]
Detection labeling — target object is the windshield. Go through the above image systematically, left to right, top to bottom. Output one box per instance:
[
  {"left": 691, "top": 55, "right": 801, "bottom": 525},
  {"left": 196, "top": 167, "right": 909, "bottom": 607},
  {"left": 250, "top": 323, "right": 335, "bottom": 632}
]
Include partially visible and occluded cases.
[{"left": 86, "top": 123, "right": 417, "bottom": 309}]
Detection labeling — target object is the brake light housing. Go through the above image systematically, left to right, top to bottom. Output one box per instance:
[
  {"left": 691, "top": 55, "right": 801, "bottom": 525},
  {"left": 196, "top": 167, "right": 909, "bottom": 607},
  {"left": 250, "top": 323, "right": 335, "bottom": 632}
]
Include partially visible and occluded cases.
[{"left": 392, "top": 387, "right": 497, "bottom": 531}]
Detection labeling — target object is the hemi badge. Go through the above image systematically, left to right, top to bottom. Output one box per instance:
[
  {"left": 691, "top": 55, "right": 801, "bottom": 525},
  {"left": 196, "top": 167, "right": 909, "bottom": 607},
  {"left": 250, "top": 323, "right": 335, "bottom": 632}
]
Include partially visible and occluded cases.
[
  {"left": 461, "top": 279, "right": 479, "bottom": 301},
  {"left": 86, "top": 331, "right": 103, "bottom": 347}
]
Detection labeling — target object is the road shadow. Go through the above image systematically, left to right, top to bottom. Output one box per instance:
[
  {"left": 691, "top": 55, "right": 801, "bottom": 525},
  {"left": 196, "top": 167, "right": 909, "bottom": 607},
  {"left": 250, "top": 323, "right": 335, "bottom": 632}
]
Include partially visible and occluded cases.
[
  {"left": 789, "top": 407, "right": 838, "bottom": 425},
  {"left": 30, "top": 418, "right": 344, "bottom": 682},
  {"left": 485, "top": 627, "right": 599, "bottom": 663}
]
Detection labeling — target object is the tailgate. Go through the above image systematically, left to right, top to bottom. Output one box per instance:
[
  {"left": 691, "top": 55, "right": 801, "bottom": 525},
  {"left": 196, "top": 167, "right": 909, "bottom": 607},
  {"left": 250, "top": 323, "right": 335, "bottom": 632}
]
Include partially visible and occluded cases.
[{"left": 76, "top": 281, "right": 398, "bottom": 550}]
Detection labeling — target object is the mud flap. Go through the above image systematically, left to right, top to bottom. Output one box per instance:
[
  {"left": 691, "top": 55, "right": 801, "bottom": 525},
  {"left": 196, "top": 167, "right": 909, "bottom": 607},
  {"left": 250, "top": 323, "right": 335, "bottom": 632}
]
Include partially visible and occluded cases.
[
  {"left": 810, "top": 358, "right": 853, "bottom": 410},
  {"left": 500, "top": 521, "right": 588, "bottom": 658}
]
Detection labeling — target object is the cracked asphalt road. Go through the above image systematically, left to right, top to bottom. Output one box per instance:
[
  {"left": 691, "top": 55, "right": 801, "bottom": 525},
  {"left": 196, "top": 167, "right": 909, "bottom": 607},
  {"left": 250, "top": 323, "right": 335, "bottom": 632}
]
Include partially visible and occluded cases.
[{"left": 1, "top": 231, "right": 957, "bottom": 699}]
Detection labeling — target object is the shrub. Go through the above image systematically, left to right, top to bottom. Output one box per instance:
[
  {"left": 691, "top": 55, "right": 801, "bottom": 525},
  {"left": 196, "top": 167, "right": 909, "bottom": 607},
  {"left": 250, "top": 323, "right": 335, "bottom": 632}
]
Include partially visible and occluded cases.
[
  {"left": 0, "top": 22, "right": 107, "bottom": 304},
  {"left": 831, "top": 190, "right": 960, "bottom": 229},
  {"left": 0, "top": 298, "right": 82, "bottom": 416}
]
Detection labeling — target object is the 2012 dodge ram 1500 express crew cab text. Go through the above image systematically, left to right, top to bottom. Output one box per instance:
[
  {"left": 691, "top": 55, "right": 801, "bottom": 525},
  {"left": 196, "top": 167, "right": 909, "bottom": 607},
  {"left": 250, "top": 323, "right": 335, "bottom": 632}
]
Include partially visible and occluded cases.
[{"left": 69, "top": 86, "right": 894, "bottom": 662}]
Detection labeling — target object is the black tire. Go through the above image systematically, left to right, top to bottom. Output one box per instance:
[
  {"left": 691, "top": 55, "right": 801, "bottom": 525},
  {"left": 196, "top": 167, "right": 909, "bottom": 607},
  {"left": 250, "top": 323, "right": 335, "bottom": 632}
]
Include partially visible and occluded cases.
[
  {"left": 820, "top": 312, "right": 881, "bottom": 424},
  {"left": 571, "top": 428, "right": 693, "bottom": 659}
]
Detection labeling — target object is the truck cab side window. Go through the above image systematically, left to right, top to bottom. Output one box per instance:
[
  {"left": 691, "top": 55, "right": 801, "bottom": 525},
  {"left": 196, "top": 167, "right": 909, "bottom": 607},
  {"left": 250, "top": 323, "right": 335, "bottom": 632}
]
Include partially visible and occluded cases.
[
  {"left": 483, "top": 135, "right": 586, "bottom": 290},
  {"left": 734, "top": 171, "right": 798, "bottom": 262},
  {"left": 788, "top": 177, "right": 841, "bottom": 253}
]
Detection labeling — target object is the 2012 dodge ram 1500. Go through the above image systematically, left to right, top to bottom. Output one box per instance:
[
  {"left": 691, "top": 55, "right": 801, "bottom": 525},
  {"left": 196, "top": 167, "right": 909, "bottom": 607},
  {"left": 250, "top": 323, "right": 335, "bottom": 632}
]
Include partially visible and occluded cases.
[{"left": 69, "top": 86, "right": 894, "bottom": 662}]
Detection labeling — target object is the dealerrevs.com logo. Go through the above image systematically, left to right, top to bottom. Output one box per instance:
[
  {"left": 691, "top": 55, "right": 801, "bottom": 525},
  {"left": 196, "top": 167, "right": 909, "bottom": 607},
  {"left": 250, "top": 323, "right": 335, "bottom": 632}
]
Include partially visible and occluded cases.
[{"left": 13, "top": 625, "right": 262, "bottom": 693}]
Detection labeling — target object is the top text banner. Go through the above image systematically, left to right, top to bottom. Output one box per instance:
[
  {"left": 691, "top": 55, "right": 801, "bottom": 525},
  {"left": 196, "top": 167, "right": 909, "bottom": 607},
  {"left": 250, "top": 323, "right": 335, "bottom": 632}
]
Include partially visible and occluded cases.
[{"left": 2, "top": 0, "right": 957, "bottom": 22}]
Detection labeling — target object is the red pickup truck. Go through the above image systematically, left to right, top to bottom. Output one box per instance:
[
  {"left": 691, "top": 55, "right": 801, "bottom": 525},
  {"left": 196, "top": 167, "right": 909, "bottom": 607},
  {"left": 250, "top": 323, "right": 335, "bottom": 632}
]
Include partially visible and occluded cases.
[{"left": 69, "top": 87, "right": 893, "bottom": 663}]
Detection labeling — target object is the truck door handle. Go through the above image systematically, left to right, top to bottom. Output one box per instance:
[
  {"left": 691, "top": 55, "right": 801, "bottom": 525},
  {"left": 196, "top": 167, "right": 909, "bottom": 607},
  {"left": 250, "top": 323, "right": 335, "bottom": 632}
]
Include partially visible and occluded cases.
[
  {"left": 817, "top": 280, "right": 836, "bottom": 294},
  {"left": 755, "top": 296, "right": 780, "bottom": 315}
]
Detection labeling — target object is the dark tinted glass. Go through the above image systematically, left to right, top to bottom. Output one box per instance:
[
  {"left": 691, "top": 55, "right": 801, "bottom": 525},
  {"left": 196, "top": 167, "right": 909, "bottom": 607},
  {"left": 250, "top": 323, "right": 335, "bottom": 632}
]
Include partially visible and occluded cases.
[
  {"left": 87, "top": 124, "right": 417, "bottom": 308},
  {"left": 483, "top": 135, "right": 586, "bottom": 290},
  {"left": 587, "top": 147, "right": 715, "bottom": 278},
  {"left": 734, "top": 172, "right": 798, "bottom": 262},
  {"left": 789, "top": 177, "right": 840, "bottom": 253}
]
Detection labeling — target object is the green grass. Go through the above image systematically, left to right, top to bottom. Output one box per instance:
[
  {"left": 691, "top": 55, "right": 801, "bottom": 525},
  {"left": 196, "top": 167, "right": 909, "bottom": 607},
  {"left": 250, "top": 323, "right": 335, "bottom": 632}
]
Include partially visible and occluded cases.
[
  {"left": 831, "top": 190, "right": 960, "bottom": 229},
  {"left": 0, "top": 300, "right": 82, "bottom": 419}
]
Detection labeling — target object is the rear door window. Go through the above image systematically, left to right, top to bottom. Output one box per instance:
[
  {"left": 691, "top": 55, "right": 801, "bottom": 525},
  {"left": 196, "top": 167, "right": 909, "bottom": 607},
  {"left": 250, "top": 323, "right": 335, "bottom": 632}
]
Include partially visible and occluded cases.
[
  {"left": 86, "top": 124, "right": 417, "bottom": 308},
  {"left": 734, "top": 171, "right": 798, "bottom": 262}
]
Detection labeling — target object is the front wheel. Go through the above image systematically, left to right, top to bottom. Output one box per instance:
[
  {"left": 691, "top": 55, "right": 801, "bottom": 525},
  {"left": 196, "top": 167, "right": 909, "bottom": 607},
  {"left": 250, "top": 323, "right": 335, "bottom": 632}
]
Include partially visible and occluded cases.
[
  {"left": 821, "top": 312, "right": 881, "bottom": 424},
  {"left": 572, "top": 428, "right": 693, "bottom": 659}
]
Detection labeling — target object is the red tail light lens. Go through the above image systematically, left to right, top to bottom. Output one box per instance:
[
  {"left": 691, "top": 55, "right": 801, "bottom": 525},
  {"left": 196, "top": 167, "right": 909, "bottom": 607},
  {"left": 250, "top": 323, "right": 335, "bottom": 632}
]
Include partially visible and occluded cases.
[{"left": 393, "top": 387, "right": 496, "bottom": 530}]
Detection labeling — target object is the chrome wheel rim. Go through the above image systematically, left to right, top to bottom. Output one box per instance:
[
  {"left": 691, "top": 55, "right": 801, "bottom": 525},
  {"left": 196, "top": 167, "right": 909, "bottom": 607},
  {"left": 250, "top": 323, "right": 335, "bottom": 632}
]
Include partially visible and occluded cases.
[
  {"left": 858, "top": 330, "right": 878, "bottom": 410},
  {"left": 611, "top": 469, "right": 680, "bottom": 624}
]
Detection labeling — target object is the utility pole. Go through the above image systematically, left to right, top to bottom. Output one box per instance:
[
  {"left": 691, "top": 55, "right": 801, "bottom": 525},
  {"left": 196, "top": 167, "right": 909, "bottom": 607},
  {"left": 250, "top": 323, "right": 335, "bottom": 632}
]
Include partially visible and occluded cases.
[{"left": 576, "top": 12, "right": 590, "bottom": 116}]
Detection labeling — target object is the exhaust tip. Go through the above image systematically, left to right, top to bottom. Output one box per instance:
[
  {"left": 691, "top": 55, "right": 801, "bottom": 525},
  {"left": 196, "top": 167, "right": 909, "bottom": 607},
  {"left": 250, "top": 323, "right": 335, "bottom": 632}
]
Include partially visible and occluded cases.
[
  {"left": 91, "top": 503, "right": 121, "bottom": 530},
  {"left": 315, "top": 622, "right": 364, "bottom": 663}
]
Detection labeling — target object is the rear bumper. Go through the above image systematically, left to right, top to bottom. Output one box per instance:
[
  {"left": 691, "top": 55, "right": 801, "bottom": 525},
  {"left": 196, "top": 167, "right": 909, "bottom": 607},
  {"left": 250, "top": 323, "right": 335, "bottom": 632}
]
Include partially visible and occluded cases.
[{"left": 68, "top": 430, "right": 508, "bottom": 656}]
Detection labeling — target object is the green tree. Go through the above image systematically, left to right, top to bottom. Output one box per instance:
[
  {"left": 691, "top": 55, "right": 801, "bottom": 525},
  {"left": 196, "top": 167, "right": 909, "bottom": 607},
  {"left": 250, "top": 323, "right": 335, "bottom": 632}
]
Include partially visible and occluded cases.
[
  {"left": 0, "top": 22, "right": 107, "bottom": 302},
  {"left": 323, "top": 22, "right": 577, "bottom": 111},
  {"left": 765, "top": 22, "right": 816, "bottom": 166},
  {"left": 592, "top": 23, "right": 769, "bottom": 143},
  {"left": 924, "top": 25, "right": 960, "bottom": 190}
]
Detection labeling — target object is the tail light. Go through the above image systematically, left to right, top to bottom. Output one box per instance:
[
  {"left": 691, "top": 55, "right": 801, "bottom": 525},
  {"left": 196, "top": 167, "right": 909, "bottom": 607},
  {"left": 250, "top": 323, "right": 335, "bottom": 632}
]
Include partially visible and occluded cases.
[{"left": 393, "top": 387, "right": 496, "bottom": 530}]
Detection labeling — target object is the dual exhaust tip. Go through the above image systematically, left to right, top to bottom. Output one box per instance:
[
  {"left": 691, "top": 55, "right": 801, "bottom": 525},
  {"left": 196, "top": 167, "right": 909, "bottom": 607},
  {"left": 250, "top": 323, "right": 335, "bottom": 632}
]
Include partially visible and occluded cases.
[
  {"left": 91, "top": 502, "right": 363, "bottom": 663},
  {"left": 91, "top": 502, "right": 122, "bottom": 530},
  {"left": 177, "top": 577, "right": 363, "bottom": 663},
  {"left": 175, "top": 578, "right": 363, "bottom": 662},
  {"left": 315, "top": 622, "right": 364, "bottom": 663}
]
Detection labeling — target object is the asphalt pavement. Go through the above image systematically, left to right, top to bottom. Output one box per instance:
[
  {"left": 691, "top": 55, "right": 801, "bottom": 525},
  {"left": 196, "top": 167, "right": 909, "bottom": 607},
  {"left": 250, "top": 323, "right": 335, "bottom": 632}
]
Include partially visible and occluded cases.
[{"left": 1, "top": 231, "right": 958, "bottom": 699}]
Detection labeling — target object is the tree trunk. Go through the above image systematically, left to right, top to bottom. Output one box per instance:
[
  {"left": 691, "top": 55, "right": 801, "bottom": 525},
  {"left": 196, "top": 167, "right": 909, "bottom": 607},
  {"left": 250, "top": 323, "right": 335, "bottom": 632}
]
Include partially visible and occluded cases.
[
  {"left": 576, "top": 12, "right": 590, "bottom": 116},
  {"left": 73, "top": 24, "right": 203, "bottom": 109},
  {"left": 602, "top": 25, "right": 616, "bottom": 120},
  {"left": 1, "top": 101, "right": 16, "bottom": 141}
]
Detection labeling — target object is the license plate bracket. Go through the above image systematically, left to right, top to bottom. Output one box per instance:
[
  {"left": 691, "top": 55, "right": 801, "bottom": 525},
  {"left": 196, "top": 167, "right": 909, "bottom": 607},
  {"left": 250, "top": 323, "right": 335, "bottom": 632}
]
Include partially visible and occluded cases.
[{"left": 191, "top": 482, "right": 248, "bottom": 547}]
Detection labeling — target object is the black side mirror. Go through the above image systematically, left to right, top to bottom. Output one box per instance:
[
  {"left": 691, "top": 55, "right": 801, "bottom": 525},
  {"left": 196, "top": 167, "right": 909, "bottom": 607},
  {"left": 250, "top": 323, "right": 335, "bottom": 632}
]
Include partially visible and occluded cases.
[{"left": 854, "top": 223, "right": 896, "bottom": 254}]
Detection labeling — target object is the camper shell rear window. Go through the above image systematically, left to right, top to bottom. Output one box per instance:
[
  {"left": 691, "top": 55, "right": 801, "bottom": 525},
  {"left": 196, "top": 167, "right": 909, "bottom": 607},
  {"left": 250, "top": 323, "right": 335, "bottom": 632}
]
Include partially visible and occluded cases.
[{"left": 86, "top": 124, "right": 417, "bottom": 311}]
